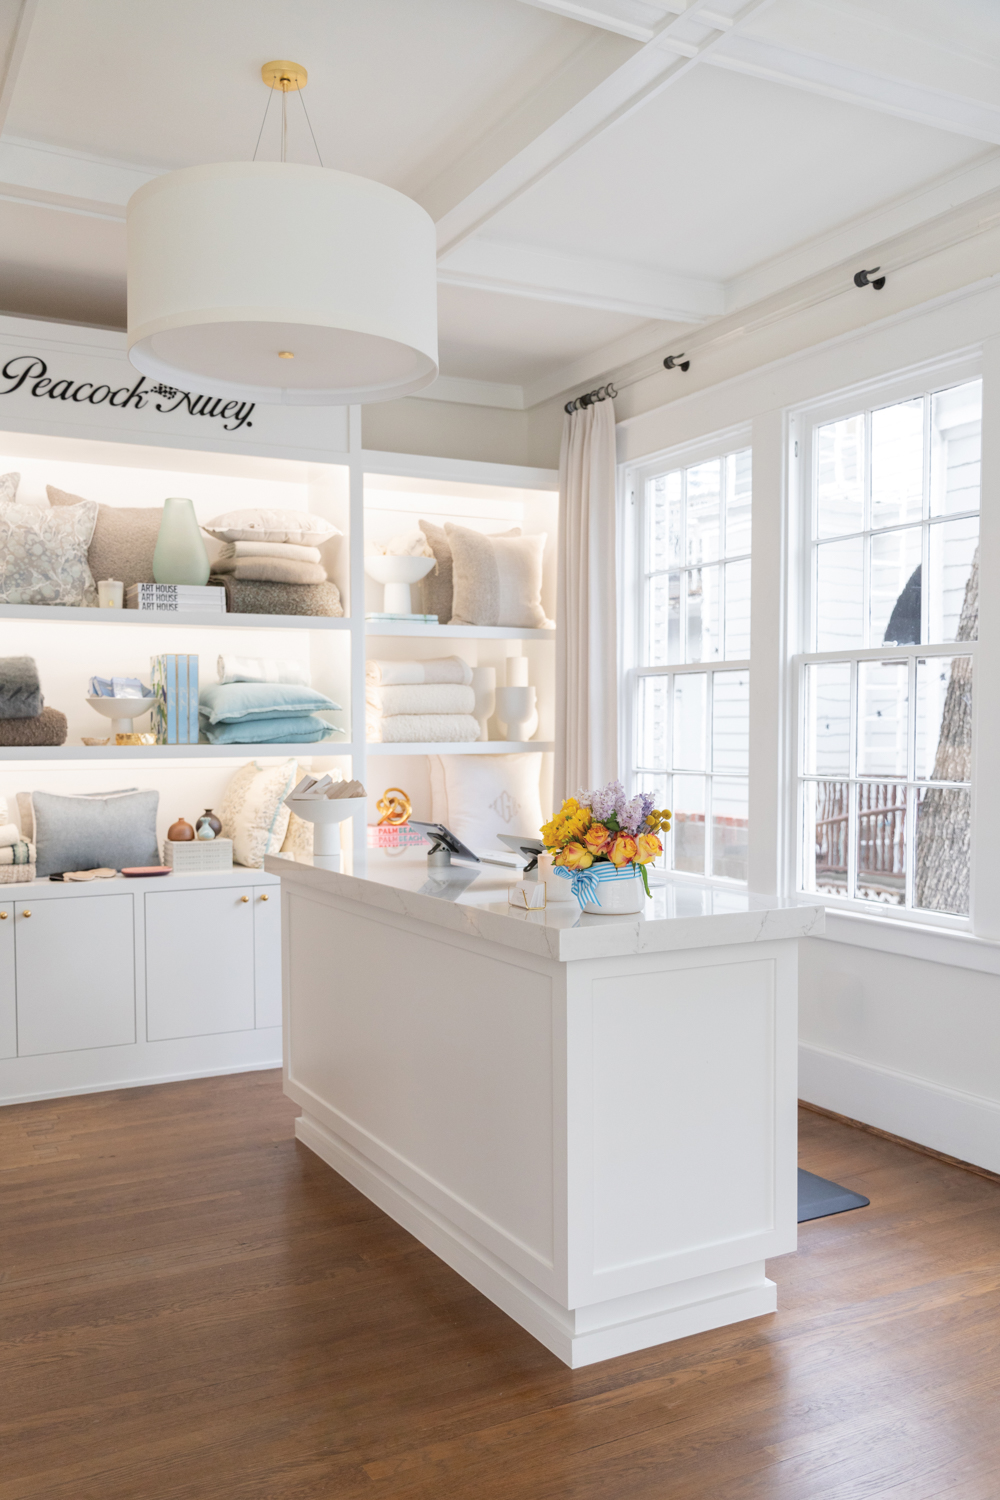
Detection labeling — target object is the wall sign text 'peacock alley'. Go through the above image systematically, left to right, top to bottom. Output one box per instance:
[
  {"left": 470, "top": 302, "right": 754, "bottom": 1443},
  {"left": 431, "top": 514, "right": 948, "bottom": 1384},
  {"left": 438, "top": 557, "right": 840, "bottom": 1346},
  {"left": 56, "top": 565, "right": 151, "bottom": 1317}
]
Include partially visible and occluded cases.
[{"left": 0, "top": 356, "right": 255, "bottom": 432}]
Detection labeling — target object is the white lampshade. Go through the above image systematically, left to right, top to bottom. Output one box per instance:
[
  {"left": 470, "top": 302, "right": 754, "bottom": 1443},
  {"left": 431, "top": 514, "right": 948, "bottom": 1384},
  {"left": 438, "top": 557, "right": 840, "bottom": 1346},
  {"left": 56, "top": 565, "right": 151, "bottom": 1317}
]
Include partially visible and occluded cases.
[{"left": 126, "top": 161, "right": 438, "bottom": 405}]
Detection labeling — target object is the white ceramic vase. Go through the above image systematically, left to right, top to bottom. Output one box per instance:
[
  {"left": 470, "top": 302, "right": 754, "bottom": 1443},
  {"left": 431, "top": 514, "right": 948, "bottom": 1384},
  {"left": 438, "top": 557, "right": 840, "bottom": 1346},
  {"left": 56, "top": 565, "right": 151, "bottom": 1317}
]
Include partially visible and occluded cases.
[
  {"left": 470, "top": 666, "right": 496, "bottom": 741},
  {"left": 495, "top": 684, "right": 538, "bottom": 742},
  {"left": 580, "top": 865, "right": 647, "bottom": 915}
]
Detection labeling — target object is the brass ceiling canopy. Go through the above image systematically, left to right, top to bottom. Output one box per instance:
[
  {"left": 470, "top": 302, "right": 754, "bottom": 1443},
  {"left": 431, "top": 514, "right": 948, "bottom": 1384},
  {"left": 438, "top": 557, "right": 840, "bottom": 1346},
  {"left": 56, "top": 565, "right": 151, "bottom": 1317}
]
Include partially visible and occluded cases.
[{"left": 261, "top": 60, "right": 307, "bottom": 92}]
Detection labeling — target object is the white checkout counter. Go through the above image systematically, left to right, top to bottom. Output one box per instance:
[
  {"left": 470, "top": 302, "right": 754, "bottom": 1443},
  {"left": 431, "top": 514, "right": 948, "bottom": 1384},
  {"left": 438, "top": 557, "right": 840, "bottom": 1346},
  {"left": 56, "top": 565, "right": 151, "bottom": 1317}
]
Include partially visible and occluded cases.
[{"left": 264, "top": 846, "right": 824, "bottom": 1368}]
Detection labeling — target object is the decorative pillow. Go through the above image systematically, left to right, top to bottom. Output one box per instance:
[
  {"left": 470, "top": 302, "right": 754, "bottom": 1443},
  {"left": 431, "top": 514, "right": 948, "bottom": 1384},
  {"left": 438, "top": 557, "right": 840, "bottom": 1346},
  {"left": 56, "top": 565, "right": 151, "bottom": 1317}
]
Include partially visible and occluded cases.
[
  {"left": 0, "top": 472, "right": 19, "bottom": 504},
  {"left": 47, "top": 488, "right": 162, "bottom": 590},
  {"left": 0, "top": 500, "right": 98, "bottom": 606},
  {"left": 203, "top": 509, "right": 341, "bottom": 544},
  {"left": 418, "top": 521, "right": 520, "bottom": 625},
  {"left": 445, "top": 525, "right": 552, "bottom": 629},
  {"left": 199, "top": 682, "right": 341, "bottom": 725},
  {"left": 199, "top": 714, "right": 337, "bottom": 745},
  {"left": 430, "top": 753, "right": 544, "bottom": 854},
  {"left": 218, "top": 759, "right": 298, "bottom": 868},
  {"left": 279, "top": 761, "right": 321, "bottom": 858},
  {"left": 16, "top": 787, "right": 138, "bottom": 844},
  {"left": 30, "top": 788, "right": 158, "bottom": 877}
]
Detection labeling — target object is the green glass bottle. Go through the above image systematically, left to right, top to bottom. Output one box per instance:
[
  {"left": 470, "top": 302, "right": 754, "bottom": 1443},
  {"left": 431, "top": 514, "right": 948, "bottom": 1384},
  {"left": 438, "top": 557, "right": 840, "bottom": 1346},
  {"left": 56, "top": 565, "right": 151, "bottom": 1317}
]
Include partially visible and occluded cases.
[{"left": 153, "top": 497, "right": 210, "bottom": 585}]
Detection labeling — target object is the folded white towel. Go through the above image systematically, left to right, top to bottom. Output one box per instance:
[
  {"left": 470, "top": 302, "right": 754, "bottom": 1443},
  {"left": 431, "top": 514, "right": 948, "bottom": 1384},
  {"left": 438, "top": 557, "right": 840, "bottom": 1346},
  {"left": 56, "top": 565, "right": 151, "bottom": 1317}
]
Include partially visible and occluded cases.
[
  {"left": 216, "top": 540, "right": 323, "bottom": 563},
  {"left": 217, "top": 655, "right": 311, "bottom": 686},
  {"left": 366, "top": 656, "right": 472, "bottom": 687},
  {"left": 366, "top": 683, "right": 476, "bottom": 718},
  {"left": 367, "top": 713, "right": 480, "bottom": 744},
  {"left": 0, "top": 822, "right": 19, "bottom": 848}
]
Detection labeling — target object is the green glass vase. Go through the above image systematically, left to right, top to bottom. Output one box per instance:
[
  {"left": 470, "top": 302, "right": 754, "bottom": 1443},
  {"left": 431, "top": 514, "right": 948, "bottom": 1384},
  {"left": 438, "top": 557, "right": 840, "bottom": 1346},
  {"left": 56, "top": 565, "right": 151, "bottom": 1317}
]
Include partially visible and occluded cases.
[{"left": 153, "top": 497, "right": 210, "bottom": 585}]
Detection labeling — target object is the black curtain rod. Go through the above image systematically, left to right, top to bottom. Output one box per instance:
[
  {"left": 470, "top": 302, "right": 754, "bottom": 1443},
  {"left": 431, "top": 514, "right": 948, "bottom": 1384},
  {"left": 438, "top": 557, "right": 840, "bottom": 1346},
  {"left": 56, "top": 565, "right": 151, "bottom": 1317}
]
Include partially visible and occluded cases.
[{"left": 564, "top": 381, "right": 617, "bottom": 415}]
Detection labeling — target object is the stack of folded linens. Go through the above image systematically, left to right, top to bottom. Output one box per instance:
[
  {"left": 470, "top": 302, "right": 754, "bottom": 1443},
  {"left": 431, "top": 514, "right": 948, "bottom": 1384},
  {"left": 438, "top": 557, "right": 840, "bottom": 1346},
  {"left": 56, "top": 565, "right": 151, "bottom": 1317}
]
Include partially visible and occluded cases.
[
  {"left": 203, "top": 508, "right": 344, "bottom": 618},
  {"left": 0, "top": 656, "right": 67, "bottom": 747},
  {"left": 366, "top": 656, "right": 478, "bottom": 743},
  {"left": 199, "top": 674, "right": 344, "bottom": 746},
  {"left": 0, "top": 796, "right": 35, "bottom": 883}
]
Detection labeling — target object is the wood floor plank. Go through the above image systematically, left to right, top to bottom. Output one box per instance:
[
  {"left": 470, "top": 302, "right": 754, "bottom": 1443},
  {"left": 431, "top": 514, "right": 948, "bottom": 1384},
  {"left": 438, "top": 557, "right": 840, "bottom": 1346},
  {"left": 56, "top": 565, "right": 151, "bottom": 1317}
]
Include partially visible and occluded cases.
[{"left": 2, "top": 1073, "right": 1000, "bottom": 1499}]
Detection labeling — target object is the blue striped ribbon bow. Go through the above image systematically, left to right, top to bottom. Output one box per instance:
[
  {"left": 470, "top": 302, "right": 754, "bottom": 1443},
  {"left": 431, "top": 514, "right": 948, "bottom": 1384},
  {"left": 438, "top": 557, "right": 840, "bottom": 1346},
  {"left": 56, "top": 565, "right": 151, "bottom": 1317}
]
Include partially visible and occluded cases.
[{"left": 554, "top": 860, "right": 633, "bottom": 908}]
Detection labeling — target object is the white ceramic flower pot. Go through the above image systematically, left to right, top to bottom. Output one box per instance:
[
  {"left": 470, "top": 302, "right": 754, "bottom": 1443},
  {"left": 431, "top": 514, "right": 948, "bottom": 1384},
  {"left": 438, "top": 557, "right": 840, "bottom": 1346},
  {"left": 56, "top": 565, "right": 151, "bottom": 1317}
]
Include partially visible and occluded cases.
[{"left": 581, "top": 866, "right": 646, "bottom": 915}]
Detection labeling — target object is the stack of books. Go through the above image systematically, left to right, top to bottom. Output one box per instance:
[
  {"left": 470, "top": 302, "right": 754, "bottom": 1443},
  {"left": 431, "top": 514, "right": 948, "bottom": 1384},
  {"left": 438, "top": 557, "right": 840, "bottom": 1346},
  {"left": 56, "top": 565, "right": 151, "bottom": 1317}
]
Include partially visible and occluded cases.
[
  {"left": 126, "top": 583, "right": 227, "bottom": 614},
  {"left": 365, "top": 611, "right": 439, "bottom": 624}
]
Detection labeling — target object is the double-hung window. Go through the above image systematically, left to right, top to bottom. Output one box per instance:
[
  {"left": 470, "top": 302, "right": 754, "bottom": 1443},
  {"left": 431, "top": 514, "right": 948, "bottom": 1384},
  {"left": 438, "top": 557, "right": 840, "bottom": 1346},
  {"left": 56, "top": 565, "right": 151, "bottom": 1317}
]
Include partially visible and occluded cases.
[
  {"left": 797, "top": 376, "right": 981, "bottom": 918},
  {"left": 624, "top": 439, "right": 752, "bottom": 881}
]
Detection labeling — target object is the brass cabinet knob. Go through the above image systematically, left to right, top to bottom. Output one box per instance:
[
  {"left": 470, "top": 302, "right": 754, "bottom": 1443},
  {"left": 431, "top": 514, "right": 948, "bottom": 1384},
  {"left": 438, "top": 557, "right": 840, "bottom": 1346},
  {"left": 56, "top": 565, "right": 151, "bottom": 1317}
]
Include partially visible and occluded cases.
[
  {"left": 259, "top": 893, "right": 269, "bottom": 901},
  {"left": 240, "top": 895, "right": 250, "bottom": 903},
  {"left": 22, "top": 909, "right": 31, "bottom": 917},
  {"left": 0, "top": 911, "right": 7, "bottom": 919}
]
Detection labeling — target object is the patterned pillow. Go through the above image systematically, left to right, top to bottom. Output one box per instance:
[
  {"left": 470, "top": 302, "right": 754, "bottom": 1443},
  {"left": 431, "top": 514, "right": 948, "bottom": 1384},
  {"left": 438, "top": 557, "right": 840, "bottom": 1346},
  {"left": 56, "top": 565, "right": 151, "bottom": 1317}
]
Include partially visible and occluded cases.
[
  {"left": 0, "top": 472, "right": 19, "bottom": 504},
  {"left": 0, "top": 501, "right": 98, "bottom": 606},
  {"left": 219, "top": 758, "right": 298, "bottom": 868}
]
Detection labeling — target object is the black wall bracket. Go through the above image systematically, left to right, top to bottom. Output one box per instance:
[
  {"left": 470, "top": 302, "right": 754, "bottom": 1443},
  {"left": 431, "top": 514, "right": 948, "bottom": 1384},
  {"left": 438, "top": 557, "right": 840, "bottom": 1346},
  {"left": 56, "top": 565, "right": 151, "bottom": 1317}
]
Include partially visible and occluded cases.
[
  {"left": 854, "top": 266, "right": 886, "bottom": 290},
  {"left": 663, "top": 353, "right": 690, "bottom": 371}
]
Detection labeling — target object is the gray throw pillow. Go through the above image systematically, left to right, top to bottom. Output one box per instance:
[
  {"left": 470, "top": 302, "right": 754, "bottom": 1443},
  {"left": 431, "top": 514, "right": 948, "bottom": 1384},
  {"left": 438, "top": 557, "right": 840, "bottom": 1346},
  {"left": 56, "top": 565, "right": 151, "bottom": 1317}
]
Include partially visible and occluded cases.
[{"left": 31, "top": 788, "right": 159, "bottom": 876}]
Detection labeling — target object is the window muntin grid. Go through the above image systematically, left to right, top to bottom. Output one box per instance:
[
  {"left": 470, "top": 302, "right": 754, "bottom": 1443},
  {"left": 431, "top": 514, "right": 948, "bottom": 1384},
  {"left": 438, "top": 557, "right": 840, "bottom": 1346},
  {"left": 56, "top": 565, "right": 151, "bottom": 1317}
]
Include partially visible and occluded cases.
[{"left": 800, "top": 377, "right": 980, "bottom": 921}]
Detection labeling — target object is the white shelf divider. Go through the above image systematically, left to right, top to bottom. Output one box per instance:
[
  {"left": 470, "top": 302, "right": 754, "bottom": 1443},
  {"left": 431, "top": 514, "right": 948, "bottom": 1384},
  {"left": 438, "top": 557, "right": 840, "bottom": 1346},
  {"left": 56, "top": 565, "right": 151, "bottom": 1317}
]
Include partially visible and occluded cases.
[
  {"left": 0, "top": 604, "right": 351, "bottom": 630},
  {"left": 365, "top": 621, "right": 556, "bottom": 640},
  {"left": 366, "top": 740, "right": 554, "bottom": 756},
  {"left": 0, "top": 742, "right": 354, "bottom": 761}
]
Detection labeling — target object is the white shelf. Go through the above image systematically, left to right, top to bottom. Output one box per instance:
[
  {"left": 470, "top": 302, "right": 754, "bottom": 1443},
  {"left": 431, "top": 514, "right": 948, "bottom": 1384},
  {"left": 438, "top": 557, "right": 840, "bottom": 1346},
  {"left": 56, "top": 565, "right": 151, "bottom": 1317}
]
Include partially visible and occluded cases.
[
  {"left": 0, "top": 604, "right": 350, "bottom": 630},
  {"left": 365, "top": 622, "right": 556, "bottom": 639},
  {"left": 367, "top": 741, "right": 554, "bottom": 756},
  {"left": 0, "top": 742, "right": 354, "bottom": 761}
]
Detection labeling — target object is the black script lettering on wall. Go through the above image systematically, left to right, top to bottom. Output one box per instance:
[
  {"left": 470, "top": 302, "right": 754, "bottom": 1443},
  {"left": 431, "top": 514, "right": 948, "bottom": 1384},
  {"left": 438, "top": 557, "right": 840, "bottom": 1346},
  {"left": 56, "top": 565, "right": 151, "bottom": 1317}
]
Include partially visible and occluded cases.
[{"left": 0, "top": 357, "right": 255, "bottom": 432}]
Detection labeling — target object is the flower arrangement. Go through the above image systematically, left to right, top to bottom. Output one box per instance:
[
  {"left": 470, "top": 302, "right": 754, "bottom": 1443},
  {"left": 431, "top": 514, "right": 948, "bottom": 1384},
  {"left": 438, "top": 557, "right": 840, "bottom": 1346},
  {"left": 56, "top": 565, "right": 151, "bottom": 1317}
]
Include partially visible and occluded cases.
[{"left": 541, "top": 782, "right": 672, "bottom": 898}]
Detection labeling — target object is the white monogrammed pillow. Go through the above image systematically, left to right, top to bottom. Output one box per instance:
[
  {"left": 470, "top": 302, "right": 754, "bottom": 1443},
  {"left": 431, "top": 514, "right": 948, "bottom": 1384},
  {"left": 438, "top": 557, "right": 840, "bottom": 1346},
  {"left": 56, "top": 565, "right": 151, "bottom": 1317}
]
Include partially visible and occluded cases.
[
  {"left": 0, "top": 500, "right": 98, "bottom": 606},
  {"left": 203, "top": 509, "right": 341, "bottom": 545},
  {"left": 430, "top": 753, "right": 544, "bottom": 855}
]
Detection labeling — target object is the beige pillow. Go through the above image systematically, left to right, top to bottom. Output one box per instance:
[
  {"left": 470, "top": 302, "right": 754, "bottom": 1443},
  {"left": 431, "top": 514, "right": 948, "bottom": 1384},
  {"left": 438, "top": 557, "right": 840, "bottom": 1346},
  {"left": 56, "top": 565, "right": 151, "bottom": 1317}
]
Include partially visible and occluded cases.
[
  {"left": 48, "top": 487, "right": 162, "bottom": 590},
  {"left": 0, "top": 500, "right": 98, "bottom": 605},
  {"left": 203, "top": 508, "right": 341, "bottom": 544},
  {"left": 418, "top": 520, "right": 521, "bottom": 625},
  {"left": 445, "top": 524, "right": 552, "bottom": 629},
  {"left": 219, "top": 758, "right": 298, "bottom": 868}
]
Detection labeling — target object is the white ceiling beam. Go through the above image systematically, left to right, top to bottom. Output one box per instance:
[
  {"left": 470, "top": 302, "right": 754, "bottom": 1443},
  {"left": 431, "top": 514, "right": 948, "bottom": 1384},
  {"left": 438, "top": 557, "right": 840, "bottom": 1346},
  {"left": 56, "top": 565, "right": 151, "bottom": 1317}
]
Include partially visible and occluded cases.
[
  {"left": 0, "top": 0, "right": 37, "bottom": 135},
  {"left": 429, "top": 0, "right": 779, "bottom": 256},
  {"left": 514, "top": 0, "right": 683, "bottom": 43},
  {"left": 703, "top": 35, "right": 1000, "bottom": 146},
  {"left": 0, "top": 134, "right": 154, "bottom": 218},
  {"left": 438, "top": 238, "right": 722, "bottom": 322}
]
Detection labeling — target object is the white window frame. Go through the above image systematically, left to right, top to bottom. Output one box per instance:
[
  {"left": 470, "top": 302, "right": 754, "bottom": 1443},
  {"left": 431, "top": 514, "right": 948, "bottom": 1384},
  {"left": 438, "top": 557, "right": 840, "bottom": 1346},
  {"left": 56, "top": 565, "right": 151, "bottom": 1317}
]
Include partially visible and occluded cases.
[
  {"left": 789, "top": 355, "right": 982, "bottom": 931},
  {"left": 621, "top": 424, "right": 752, "bottom": 887}
]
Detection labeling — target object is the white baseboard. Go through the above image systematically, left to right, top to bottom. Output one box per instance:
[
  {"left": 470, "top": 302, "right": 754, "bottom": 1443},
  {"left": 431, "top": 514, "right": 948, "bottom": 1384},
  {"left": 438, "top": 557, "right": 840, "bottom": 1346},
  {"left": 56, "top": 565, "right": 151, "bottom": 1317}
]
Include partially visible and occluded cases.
[
  {"left": 799, "top": 1042, "right": 1000, "bottom": 1175},
  {"left": 0, "top": 1055, "right": 282, "bottom": 1106},
  {"left": 296, "top": 1111, "right": 776, "bottom": 1368}
]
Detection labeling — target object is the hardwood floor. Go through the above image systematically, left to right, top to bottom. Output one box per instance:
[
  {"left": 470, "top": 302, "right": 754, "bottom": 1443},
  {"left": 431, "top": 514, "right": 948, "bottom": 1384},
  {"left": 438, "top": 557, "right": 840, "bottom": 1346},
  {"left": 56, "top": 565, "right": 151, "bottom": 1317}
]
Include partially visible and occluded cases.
[{"left": 2, "top": 1073, "right": 1000, "bottom": 1500}]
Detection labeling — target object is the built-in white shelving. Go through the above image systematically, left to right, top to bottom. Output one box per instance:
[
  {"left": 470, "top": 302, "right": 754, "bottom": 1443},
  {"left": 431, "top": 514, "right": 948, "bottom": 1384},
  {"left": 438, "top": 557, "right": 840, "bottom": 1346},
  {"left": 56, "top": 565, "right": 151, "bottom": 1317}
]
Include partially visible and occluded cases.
[
  {"left": 0, "top": 604, "right": 351, "bottom": 631},
  {"left": 365, "top": 622, "right": 555, "bottom": 640},
  {"left": 367, "top": 740, "right": 554, "bottom": 756},
  {"left": 0, "top": 741, "right": 352, "bottom": 761}
]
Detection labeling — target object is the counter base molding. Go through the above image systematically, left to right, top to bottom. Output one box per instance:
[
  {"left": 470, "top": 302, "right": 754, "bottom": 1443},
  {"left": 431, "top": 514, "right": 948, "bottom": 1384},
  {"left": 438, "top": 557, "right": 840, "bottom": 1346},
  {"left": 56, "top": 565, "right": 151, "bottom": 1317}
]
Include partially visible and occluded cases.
[{"left": 272, "top": 852, "right": 821, "bottom": 1369}]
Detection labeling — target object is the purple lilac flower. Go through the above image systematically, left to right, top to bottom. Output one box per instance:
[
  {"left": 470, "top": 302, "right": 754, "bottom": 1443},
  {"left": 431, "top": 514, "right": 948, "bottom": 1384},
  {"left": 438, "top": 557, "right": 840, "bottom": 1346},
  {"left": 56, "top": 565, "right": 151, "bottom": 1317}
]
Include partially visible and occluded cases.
[{"left": 579, "top": 780, "right": 624, "bottom": 823}]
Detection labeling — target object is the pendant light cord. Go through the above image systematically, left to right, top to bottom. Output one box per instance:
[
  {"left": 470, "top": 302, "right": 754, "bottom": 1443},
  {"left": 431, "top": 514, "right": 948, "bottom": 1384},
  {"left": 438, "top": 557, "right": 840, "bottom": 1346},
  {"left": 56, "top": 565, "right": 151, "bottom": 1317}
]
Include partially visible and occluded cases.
[
  {"left": 252, "top": 83, "right": 274, "bottom": 161},
  {"left": 281, "top": 85, "right": 287, "bottom": 163},
  {"left": 297, "top": 87, "right": 325, "bottom": 167}
]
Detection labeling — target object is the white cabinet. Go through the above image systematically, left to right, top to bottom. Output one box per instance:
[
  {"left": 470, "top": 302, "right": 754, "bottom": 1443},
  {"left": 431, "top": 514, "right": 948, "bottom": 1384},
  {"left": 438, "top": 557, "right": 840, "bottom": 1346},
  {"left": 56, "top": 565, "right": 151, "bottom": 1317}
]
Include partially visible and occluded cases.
[
  {"left": 145, "top": 885, "right": 257, "bottom": 1040},
  {"left": 253, "top": 887, "right": 281, "bottom": 1029},
  {"left": 15, "top": 893, "right": 136, "bottom": 1056},
  {"left": 0, "top": 901, "right": 15, "bottom": 1059}
]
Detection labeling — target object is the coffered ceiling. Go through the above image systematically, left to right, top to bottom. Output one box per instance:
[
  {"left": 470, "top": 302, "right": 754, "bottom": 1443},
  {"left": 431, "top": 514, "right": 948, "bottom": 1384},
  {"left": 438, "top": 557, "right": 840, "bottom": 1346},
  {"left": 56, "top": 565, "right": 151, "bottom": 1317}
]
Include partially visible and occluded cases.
[{"left": 0, "top": 0, "right": 996, "bottom": 409}]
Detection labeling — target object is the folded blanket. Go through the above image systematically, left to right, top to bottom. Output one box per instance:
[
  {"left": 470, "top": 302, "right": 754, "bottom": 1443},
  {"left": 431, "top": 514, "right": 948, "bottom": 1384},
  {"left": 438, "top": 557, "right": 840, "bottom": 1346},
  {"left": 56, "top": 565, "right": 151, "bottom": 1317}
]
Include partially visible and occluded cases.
[
  {"left": 216, "top": 541, "right": 322, "bottom": 563},
  {"left": 212, "top": 556, "right": 328, "bottom": 584},
  {"left": 210, "top": 575, "right": 344, "bottom": 618},
  {"left": 217, "top": 654, "right": 311, "bottom": 686},
  {"left": 0, "top": 656, "right": 42, "bottom": 719},
  {"left": 366, "top": 656, "right": 472, "bottom": 687},
  {"left": 367, "top": 683, "right": 476, "bottom": 718},
  {"left": 0, "top": 706, "right": 67, "bottom": 746},
  {"left": 199, "top": 712, "right": 341, "bottom": 746},
  {"left": 367, "top": 713, "right": 480, "bottom": 744},
  {"left": 0, "top": 823, "right": 20, "bottom": 848},
  {"left": 0, "top": 840, "right": 35, "bottom": 865},
  {"left": 0, "top": 863, "right": 35, "bottom": 884}
]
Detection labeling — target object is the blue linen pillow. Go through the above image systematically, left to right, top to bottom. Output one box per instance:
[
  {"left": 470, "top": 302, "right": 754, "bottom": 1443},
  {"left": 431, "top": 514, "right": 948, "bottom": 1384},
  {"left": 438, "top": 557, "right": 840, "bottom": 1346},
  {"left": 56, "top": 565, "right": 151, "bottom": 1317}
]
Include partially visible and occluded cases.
[
  {"left": 199, "top": 681, "right": 341, "bottom": 725},
  {"left": 199, "top": 712, "right": 339, "bottom": 745},
  {"left": 32, "top": 788, "right": 159, "bottom": 876}
]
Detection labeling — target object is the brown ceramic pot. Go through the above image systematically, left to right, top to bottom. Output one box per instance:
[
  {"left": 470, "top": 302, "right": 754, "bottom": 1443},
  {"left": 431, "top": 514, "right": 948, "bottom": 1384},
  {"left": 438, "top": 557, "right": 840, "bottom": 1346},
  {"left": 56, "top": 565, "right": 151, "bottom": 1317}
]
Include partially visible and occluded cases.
[
  {"left": 196, "top": 809, "right": 222, "bottom": 838},
  {"left": 167, "top": 817, "right": 196, "bottom": 841}
]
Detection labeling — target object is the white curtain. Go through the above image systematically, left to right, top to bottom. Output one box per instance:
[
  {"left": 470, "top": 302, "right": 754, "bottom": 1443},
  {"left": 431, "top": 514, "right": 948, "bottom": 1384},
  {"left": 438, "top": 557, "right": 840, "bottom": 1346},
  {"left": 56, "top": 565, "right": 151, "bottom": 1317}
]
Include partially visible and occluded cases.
[{"left": 555, "top": 396, "right": 618, "bottom": 804}]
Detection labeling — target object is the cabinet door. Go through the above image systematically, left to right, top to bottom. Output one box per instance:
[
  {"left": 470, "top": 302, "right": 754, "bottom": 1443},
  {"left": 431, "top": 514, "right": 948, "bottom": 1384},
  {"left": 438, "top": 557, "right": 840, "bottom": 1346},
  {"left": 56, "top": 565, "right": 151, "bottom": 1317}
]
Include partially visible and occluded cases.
[
  {"left": 145, "top": 886, "right": 255, "bottom": 1040},
  {"left": 253, "top": 886, "right": 282, "bottom": 1030},
  {"left": 15, "top": 894, "right": 136, "bottom": 1056},
  {"left": 0, "top": 902, "right": 15, "bottom": 1059}
]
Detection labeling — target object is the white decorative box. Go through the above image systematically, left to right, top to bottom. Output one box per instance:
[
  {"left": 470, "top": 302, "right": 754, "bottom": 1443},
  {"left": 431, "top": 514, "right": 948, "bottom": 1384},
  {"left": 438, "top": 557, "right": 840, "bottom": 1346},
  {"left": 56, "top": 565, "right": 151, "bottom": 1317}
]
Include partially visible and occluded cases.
[{"left": 162, "top": 837, "right": 233, "bottom": 872}]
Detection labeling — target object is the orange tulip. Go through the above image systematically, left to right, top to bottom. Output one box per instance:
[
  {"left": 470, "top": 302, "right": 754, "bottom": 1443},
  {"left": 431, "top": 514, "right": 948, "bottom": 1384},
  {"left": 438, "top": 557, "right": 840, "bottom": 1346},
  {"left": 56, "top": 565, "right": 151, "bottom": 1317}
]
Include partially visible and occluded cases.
[
  {"left": 584, "top": 823, "right": 612, "bottom": 855},
  {"left": 634, "top": 832, "right": 663, "bottom": 864},
  {"left": 608, "top": 834, "right": 638, "bottom": 868},
  {"left": 555, "top": 841, "right": 594, "bottom": 870}
]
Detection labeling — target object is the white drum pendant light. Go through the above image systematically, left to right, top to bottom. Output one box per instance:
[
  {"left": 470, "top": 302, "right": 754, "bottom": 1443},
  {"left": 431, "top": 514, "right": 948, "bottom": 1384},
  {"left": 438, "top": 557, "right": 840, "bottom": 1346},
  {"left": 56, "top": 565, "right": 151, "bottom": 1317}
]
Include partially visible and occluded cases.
[{"left": 126, "top": 61, "right": 438, "bottom": 405}]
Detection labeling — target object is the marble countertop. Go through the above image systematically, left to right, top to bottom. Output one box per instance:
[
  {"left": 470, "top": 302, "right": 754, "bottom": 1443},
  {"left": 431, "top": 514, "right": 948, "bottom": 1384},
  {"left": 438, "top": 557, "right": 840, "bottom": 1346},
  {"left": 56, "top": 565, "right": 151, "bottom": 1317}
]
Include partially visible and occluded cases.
[{"left": 265, "top": 848, "right": 825, "bottom": 962}]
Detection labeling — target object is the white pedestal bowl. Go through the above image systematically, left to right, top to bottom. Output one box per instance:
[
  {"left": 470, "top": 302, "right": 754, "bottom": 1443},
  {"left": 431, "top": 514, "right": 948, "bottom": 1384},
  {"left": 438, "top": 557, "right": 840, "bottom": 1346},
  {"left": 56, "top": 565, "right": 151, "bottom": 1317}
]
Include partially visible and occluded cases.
[
  {"left": 365, "top": 555, "right": 434, "bottom": 615},
  {"left": 86, "top": 696, "right": 154, "bottom": 738}
]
